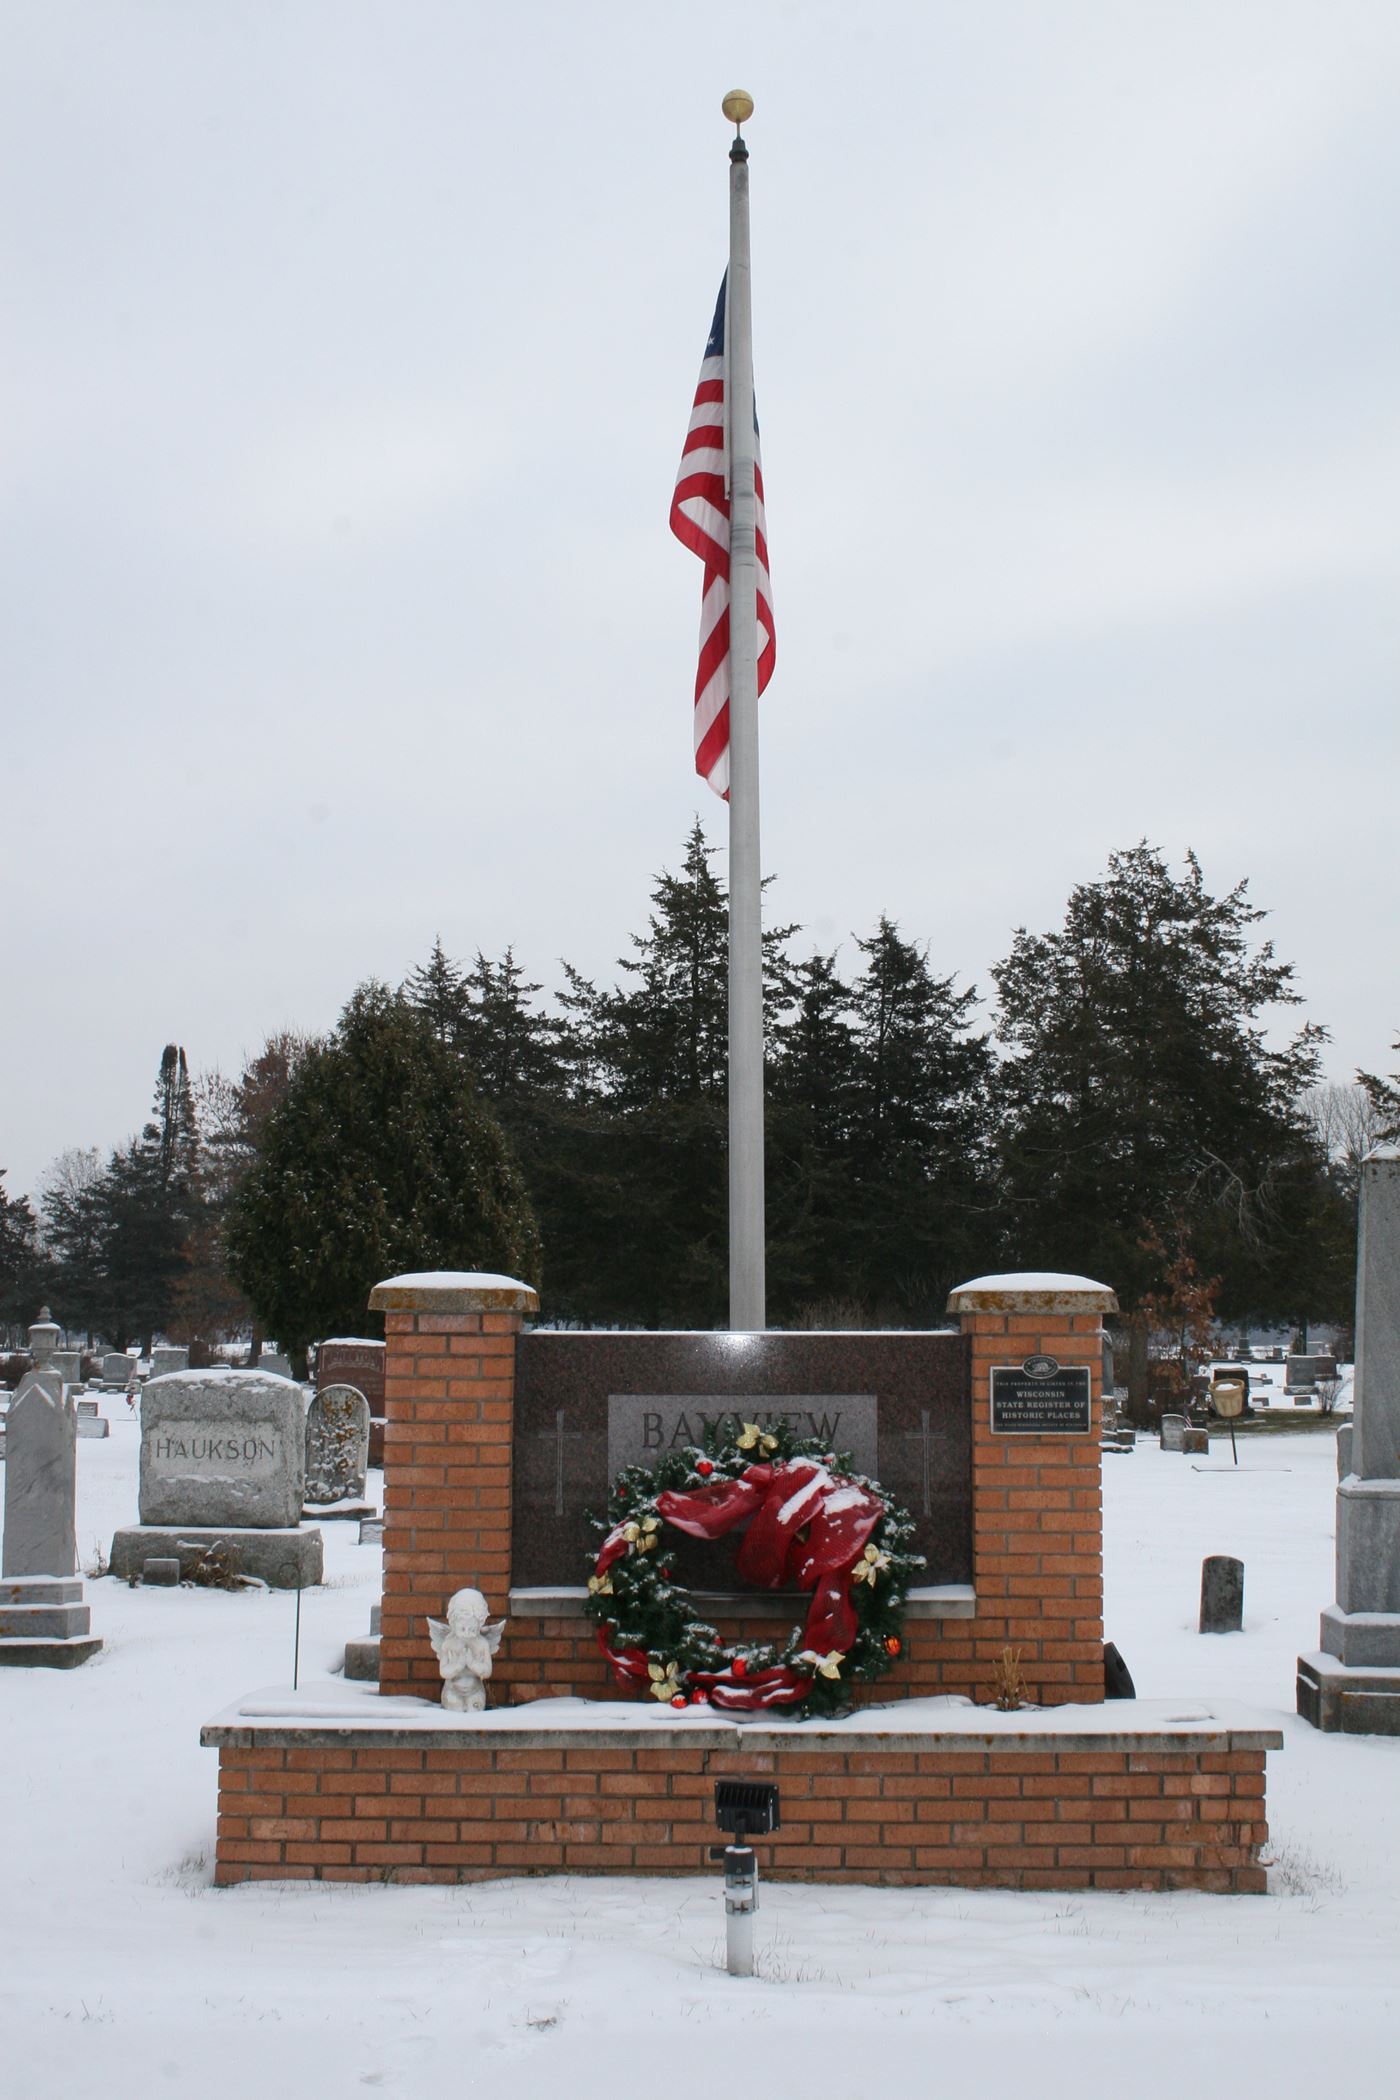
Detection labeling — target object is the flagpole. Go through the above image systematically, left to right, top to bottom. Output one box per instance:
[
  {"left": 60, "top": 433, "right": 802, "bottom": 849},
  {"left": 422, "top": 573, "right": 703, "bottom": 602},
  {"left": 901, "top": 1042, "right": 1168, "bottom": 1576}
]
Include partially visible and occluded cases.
[{"left": 722, "top": 90, "right": 765, "bottom": 1332}]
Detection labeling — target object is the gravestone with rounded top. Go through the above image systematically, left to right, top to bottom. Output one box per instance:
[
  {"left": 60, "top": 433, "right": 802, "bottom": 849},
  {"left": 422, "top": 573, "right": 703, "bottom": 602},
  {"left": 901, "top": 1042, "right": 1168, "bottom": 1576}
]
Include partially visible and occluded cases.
[
  {"left": 304, "top": 1384, "right": 370, "bottom": 1505},
  {"left": 1200, "top": 1555, "right": 1244, "bottom": 1632}
]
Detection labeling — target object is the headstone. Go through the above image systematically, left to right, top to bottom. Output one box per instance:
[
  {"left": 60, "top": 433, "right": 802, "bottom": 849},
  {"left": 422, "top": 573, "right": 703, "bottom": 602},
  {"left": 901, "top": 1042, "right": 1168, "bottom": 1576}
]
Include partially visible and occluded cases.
[
  {"left": 1300, "top": 1151, "right": 1400, "bottom": 1732},
  {"left": 27, "top": 1310, "right": 61, "bottom": 1367},
  {"left": 510, "top": 1329, "right": 971, "bottom": 1595},
  {"left": 317, "top": 1338, "right": 387, "bottom": 1469},
  {"left": 316, "top": 1339, "right": 386, "bottom": 1410},
  {"left": 149, "top": 1345, "right": 189, "bottom": 1381},
  {"left": 50, "top": 1350, "right": 84, "bottom": 1388},
  {"left": 260, "top": 1352, "right": 293, "bottom": 1381},
  {"left": 102, "top": 1353, "right": 136, "bottom": 1389},
  {"left": 1285, "top": 1353, "right": 1336, "bottom": 1392},
  {"left": 2, "top": 1369, "right": 75, "bottom": 1576},
  {"left": 108, "top": 1369, "right": 320, "bottom": 1590},
  {"left": 0, "top": 1370, "right": 102, "bottom": 1666},
  {"left": 136, "top": 1371, "right": 305, "bottom": 1527},
  {"left": 304, "top": 1384, "right": 370, "bottom": 1505},
  {"left": 75, "top": 1399, "right": 109, "bottom": 1440},
  {"left": 1159, "top": 1413, "right": 1187, "bottom": 1452},
  {"left": 1337, "top": 1422, "right": 1353, "bottom": 1478},
  {"left": 1182, "top": 1427, "right": 1210, "bottom": 1456},
  {"left": 359, "top": 1515, "right": 384, "bottom": 1545},
  {"left": 1200, "top": 1556, "right": 1244, "bottom": 1633},
  {"left": 142, "top": 1558, "right": 181, "bottom": 1586},
  {"left": 344, "top": 1597, "right": 383, "bottom": 1680},
  {"left": 1103, "top": 1640, "right": 1136, "bottom": 1697}
]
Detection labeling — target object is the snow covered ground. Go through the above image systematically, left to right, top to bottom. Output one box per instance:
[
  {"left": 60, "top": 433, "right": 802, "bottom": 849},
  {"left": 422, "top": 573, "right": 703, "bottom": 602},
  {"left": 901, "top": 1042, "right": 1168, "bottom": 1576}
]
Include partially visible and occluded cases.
[{"left": 2, "top": 1417, "right": 1396, "bottom": 2099}]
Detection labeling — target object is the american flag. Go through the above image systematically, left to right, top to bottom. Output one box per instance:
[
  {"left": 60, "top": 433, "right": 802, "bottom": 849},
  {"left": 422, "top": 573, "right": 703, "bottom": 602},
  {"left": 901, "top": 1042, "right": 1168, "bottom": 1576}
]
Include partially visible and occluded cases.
[{"left": 669, "top": 274, "right": 775, "bottom": 800}]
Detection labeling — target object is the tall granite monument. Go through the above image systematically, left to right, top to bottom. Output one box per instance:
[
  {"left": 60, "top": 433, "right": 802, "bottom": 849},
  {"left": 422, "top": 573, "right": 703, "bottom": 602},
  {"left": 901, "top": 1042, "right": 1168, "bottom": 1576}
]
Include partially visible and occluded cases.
[
  {"left": 1298, "top": 1147, "right": 1400, "bottom": 1732},
  {"left": 0, "top": 1368, "right": 102, "bottom": 1667}
]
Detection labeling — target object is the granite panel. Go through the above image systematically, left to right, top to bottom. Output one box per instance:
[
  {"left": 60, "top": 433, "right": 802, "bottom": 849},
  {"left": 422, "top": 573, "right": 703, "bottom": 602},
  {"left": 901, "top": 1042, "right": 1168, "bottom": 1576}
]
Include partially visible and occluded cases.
[{"left": 511, "top": 1331, "right": 971, "bottom": 1592}]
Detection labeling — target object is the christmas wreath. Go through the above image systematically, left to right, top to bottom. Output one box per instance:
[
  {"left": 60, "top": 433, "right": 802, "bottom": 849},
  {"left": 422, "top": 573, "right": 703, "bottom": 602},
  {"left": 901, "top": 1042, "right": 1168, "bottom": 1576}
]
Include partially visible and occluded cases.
[{"left": 584, "top": 1417, "right": 923, "bottom": 1717}]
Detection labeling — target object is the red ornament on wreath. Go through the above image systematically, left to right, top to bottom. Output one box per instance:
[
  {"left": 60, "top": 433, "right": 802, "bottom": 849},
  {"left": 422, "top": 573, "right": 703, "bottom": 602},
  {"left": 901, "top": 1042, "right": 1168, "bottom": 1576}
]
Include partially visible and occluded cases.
[{"left": 583, "top": 1420, "right": 921, "bottom": 1718}]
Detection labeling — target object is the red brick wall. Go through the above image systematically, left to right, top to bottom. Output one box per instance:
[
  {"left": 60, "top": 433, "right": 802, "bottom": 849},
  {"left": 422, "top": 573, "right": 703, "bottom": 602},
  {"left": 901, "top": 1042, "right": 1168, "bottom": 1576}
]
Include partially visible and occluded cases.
[{"left": 212, "top": 1732, "right": 1270, "bottom": 1893}]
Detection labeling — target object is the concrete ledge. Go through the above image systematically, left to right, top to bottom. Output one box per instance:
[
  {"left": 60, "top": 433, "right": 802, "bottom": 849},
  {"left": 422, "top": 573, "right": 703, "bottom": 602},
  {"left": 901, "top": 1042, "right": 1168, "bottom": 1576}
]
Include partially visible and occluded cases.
[
  {"left": 367, "top": 1271, "right": 538, "bottom": 1315},
  {"left": 947, "top": 1271, "right": 1118, "bottom": 1315},
  {"left": 110, "top": 1525, "right": 323, "bottom": 1589},
  {"left": 0, "top": 1577, "right": 84, "bottom": 1605},
  {"left": 1319, "top": 1604, "right": 1400, "bottom": 1669},
  {"left": 0, "top": 1635, "right": 102, "bottom": 1668},
  {"left": 1297, "top": 1650, "right": 1400, "bottom": 1735},
  {"left": 201, "top": 1683, "right": 1284, "bottom": 1754}
]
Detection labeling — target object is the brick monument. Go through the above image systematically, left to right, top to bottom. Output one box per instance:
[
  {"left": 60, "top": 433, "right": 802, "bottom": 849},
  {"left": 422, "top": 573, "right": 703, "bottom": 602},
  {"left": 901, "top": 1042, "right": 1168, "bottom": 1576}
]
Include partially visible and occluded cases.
[{"left": 203, "top": 1268, "right": 1279, "bottom": 1891}]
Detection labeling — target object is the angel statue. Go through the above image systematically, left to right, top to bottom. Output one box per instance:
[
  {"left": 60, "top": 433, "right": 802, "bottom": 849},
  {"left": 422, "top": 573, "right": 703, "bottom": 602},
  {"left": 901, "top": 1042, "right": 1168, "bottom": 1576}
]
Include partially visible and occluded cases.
[{"left": 426, "top": 1588, "right": 505, "bottom": 1711}]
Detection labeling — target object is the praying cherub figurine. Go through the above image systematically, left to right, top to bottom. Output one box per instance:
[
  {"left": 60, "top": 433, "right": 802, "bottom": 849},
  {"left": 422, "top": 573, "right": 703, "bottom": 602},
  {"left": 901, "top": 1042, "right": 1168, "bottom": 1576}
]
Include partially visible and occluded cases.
[{"left": 426, "top": 1588, "right": 505, "bottom": 1711}]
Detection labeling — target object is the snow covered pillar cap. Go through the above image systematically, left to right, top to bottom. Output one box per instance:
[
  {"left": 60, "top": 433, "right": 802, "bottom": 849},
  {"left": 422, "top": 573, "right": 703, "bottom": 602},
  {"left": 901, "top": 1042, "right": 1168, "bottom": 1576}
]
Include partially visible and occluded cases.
[
  {"left": 367, "top": 1271, "right": 539, "bottom": 1316},
  {"left": 946, "top": 1272, "right": 1118, "bottom": 1317}
]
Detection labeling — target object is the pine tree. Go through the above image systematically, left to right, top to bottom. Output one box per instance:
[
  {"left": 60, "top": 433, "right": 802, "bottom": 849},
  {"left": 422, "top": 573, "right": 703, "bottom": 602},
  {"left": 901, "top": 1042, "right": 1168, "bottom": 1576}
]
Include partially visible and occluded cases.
[
  {"left": 543, "top": 823, "right": 796, "bottom": 1327},
  {"left": 990, "top": 843, "right": 1334, "bottom": 1319},
  {"left": 840, "top": 918, "right": 993, "bottom": 1317},
  {"left": 401, "top": 936, "right": 472, "bottom": 1047},
  {"left": 461, "top": 949, "right": 565, "bottom": 1103},
  {"left": 767, "top": 952, "right": 861, "bottom": 1317},
  {"left": 225, "top": 985, "right": 540, "bottom": 1364},
  {"left": 1359, "top": 1038, "right": 1400, "bottom": 1142},
  {"left": 89, "top": 1046, "right": 205, "bottom": 1349},
  {"left": 36, "top": 1148, "right": 106, "bottom": 1340},
  {"left": 0, "top": 1171, "right": 41, "bottom": 1339}
]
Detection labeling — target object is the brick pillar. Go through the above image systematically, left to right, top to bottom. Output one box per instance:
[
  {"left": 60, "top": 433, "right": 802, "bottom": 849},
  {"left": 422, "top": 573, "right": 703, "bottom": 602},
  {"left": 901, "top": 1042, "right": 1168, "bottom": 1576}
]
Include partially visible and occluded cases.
[
  {"left": 366, "top": 1272, "right": 538, "bottom": 1700},
  {"left": 947, "top": 1273, "right": 1116, "bottom": 1707}
]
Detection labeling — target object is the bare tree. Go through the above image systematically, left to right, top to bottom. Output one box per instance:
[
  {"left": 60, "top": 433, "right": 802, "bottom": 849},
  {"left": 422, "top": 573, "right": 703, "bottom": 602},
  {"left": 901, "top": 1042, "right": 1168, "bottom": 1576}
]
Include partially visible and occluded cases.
[{"left": 1301, "top": 1083, "right": 1388, "bottom": 1198}]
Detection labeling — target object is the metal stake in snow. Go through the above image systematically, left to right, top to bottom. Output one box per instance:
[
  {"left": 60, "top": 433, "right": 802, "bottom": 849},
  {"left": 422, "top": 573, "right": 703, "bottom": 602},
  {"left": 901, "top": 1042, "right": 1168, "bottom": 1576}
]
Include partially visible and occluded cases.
[
  {"left": 723, "top": 88, "right": 766, "bottom": 1336},
  {"left": 712, "top": 1779, "right": 780, "bottom": 1977}
]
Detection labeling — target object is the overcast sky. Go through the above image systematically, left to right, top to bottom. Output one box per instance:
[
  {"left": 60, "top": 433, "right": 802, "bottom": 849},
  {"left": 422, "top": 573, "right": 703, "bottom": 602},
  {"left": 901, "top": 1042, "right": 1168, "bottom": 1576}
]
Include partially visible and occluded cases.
[{"left": 4, "top": 1, "right": 1398, "bottom": 1204}]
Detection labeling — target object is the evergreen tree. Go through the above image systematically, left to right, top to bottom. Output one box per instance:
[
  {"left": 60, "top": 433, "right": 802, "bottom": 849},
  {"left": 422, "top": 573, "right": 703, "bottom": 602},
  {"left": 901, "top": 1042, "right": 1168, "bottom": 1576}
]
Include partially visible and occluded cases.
[
  {"left": 545, "top": 823, "right": 795, "bottom": 1327},
  {"left": 989, "top": 843, "right": 1337, "bottom": 1319},
  {"left": 843, "top": 919, "right": 993, "bottom": 1316},
  {"left": 401, "top": 937, "right": 472, "bottom": 1047},
  {"left": 461, "top": 949, "right": 566, "bottom": 1103},
  {"left": 767, "top": 952, "right": 861, "bottom": 1316},
  {"left": 225, "top": 985, "right": 540, "bottom": 1365},
  {"left": 1359, "top": 1037, "right": 1400, "bottom": 1142},
  {"left": 89, "top": 1045, "right": 204, "bottom": 1349},
  {"left": 37, "top": 1147, "right": 106, "bottom": 1340},
  {"left": 0, "top": 1171, "right": 41, "bottom": 1339}
]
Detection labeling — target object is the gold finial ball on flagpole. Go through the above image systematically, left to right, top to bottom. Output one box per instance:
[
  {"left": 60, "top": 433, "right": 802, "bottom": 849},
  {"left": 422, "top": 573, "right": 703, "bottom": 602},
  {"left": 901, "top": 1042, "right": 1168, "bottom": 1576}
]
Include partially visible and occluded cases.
[{"left": 722, "top": 89, "right": 755, "bottom": 127}]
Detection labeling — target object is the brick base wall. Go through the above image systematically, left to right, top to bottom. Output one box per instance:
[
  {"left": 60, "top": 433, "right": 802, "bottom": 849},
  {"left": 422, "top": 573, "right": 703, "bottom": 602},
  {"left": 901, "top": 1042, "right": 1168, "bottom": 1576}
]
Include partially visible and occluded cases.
[
  {"left": 494, "top": 1610, "right": 1071, "bottom": 1708},
  {"left": 210, "top": 1726, "right": 1273, "bottom": 1894}
]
